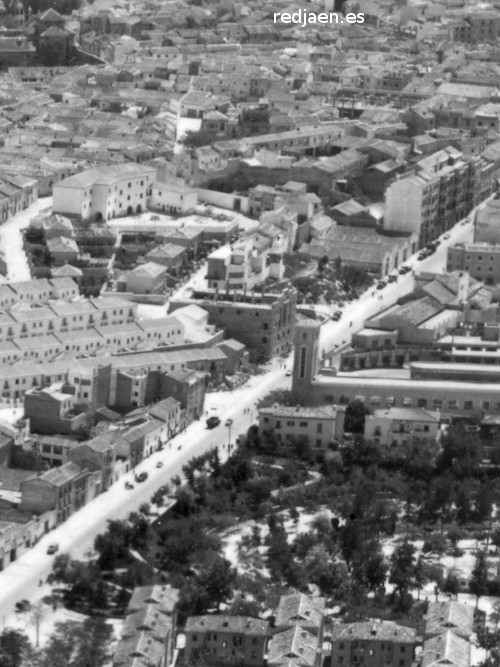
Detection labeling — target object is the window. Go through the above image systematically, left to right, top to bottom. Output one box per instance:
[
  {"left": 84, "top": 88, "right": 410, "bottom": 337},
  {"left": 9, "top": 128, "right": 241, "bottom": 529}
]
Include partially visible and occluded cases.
[
  {"left": 262, "top": 337, "right": 267, "bottom": 344},
  {"left": 417, "top": 398, "right": 427, "bottom": 408},
  {"left": 464, "top": 400, "right": 473, "bottom": 410},
  {"left": 482, "top": 401, "right": 490, "bottom": 410},
  {"left": 287, "top": 421, "right": 295, "bottom": 427},
  {"left": 299, "top": 421, "right": 308, "bottom": 427},
  {"left": 317, "top": 423, "right": 323, "bottom": 434},
  {"left": 316, "top": 438, "right": 322, "bottom": 447},
  {"left": 192, "top": 635, "right": 198, "bottom": 642}
]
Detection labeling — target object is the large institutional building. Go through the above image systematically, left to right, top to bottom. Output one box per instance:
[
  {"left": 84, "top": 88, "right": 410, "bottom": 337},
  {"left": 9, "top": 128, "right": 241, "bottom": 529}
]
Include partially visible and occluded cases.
[
  {"left": 52, "top": 163, "right": 157, "bottom": 221},
  {"left": 291, "top": 319, "right": 500, "bottom": 420}
]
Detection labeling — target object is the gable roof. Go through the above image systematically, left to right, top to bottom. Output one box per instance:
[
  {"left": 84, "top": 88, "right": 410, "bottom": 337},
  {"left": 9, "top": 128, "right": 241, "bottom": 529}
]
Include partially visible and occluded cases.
[
  {"left": 425, "top": 602, "right": 474, "bottom": 640},
  {"left": 268, "top": 626, "right": 318, "bottom": 667},
  {"left": 421, "top": 631, "right": 471, "bottom": 667}
]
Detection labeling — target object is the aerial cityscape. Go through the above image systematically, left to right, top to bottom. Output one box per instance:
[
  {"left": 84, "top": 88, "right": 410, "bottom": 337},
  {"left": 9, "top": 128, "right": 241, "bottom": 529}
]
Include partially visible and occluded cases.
[{"left": 0, "top": 0, "right": 499, "bottom": 665}]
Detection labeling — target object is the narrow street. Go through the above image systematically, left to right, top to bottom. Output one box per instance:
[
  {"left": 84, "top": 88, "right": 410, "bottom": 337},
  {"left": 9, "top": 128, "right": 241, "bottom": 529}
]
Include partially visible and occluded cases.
[{"left": 0, "top": 197, "right": 52, "bottom": 282}]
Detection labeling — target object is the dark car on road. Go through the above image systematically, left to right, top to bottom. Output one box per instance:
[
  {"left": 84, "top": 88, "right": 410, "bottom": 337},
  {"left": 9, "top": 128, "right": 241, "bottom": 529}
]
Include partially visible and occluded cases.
[
  {"left": 332, "top": 310, "right": 342, "bottom": 321},
  {"left": 206, "top": 416, "right": 221, "bottom": 429},
  {"left": 135, "top": 472, "right": 148, "bottom": 483}
]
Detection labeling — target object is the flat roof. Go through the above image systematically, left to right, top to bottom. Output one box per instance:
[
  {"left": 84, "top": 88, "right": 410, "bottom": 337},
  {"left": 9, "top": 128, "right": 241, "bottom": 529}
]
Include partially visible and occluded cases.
[{"left": 315, "top": 374, "right": 500, "bottom": 391}]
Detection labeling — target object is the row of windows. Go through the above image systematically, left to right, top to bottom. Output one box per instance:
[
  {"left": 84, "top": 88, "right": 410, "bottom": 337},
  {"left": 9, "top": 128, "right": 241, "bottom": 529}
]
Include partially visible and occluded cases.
[{"left": 324, "top": 394, "right": 496, "bottom": 411}]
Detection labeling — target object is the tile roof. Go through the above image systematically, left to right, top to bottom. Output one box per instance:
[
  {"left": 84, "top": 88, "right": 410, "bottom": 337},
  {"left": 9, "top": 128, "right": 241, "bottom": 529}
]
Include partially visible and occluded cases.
[
  {"left": 129, "top": 262, "right": 166, "bottom": 277},
  {"left": 24, "top": 461, "right": 83, "bottom": 487},
  {"left": 275, "top": 594, "right": 326, "bottom": 633},
  {"left": 425, "top": 602, "right": 474, "bottom": 639},
  {"left": 185, "top": 615, "right": 269, "bottom": 635},
  {"left": 332, "top": 620, "right": 417, "bottom": 643},
  {"left": 268, "top": 626, "right": 318, "bottom": 667},
  {"left": 421, "top": 631, "right": 471, "bottom": 667}
]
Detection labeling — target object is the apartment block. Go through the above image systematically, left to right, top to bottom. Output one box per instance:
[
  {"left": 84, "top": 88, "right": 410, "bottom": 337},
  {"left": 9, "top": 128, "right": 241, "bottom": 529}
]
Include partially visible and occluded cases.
[
  {"left": 451, "top": 10, "right": 500, "bottom": 43},
  {"left": 384, "top": 148, "right": 496, "bottom": 246},
  {"left": 206, "top": 238, "right": 283, "bottom": 291},
  {"left": 447, "top": 242, "right": 500, "bottom": 285},
  {"left": 170, "top": 288, "right": 297, "bottom": 362},
  {"left": 24, "top": 384, "right": 87, "bottom": 435},
  {"left": 259, "top": 404, "right": 345, "bottom": 448},
  {"left": 364, "top": 407, "right": 440, "bottom": 448},
  {"left": 20, "top": 461, "right": 96, "bottom": 522},
  {"left": 113, "top": 585, "right": 179, "bottom": 667},
  {"left": 184, "top": 616, "right": 269, "bottom": 667},
  {"left": 330, "top": 620, "right": 416, "bottom": 667}
]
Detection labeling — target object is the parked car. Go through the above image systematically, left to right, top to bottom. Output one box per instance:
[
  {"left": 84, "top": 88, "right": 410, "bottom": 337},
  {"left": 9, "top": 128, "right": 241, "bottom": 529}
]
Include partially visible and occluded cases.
[
  {"left": 443, "top": 233, "right": 450, "bottom": 240},
  {"left": 388, "top": 275, "right": 398, "bottom": 283},
  {"left": 377, "top": 281, "right": 386, "bottom": 289},
  {"left": 332, "top": 310, "right": 342, "bottom": 321},
  {"left": 285, "top": 370, "right": 292, "bottom": 377},
  {"left": 206, "top": 416, "right": 221, "bottom": 429},
  {"left": 225, "top": 419, "right": 233, "bottom": 427},
  {"left": 156, "top": 461, "right": 164, "bottom": 468},
  {"left": 136, "top": 472, "right": 148, "bottom": 483},
  {"left": 125, "top": 481, "right": 134, "bottom": 490},
  {"left": 47, "top": 544, "right": 59, "bottom": 555}
]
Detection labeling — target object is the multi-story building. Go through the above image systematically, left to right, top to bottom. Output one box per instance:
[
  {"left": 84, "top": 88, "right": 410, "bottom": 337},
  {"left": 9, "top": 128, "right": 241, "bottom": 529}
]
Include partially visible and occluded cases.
[
  {"left": 451, "top": 10, "right": 500, "bottom": 44},
  {"left": 384, "top": 147, "right": 496, "bottom": 246},
  {"left": 52, "top": 163, "right": 157, "bottom": 222},
  {"left": 149, "top": 181, "right": 197, "bottom": 214},
  {"left": 475, "top": 198, "right": 500, "bottom": 244},
  {"left": 206, "top": 238, "right": 283, "bottom": 291},
  {"left": 447, "top": 242, "right": 500, "bottom": 285},
  {"left": 126, "top": 261, "right": 167, "bottom": 295},
  {"left": 170, "top": 288, "right": 297, "bottom": 362},
  {"left": 291, "top": 320, "right": 500, "bottom": 419},
  {"left": 160, "top": 369, "right": 206, "bottom": 424},
  {"left": 24, "top": 384, "right": 87, "bottom": 435},
  {"left": 148, "top": 397, "right": 183, "bottom": 440},
  {"left": 258, "top": 405, "right": 345, "bottom": 448},
  {"left": 364, "top": 407, "right": 440, "bottom": 448},
  {"left": 68, "top": 434, "right": 116, "bottom": 491},
  {"left": 36, "top": 435, "right": 76, "bottom": 467},
  {"left": 20, "top": 461, "right": 94, "bottom": 522},
  {"left": 0, "top": 509, "right": 58, "bottom": 572},
  {"left": 113, "top": 585, "right": 179, "bottom": 667},
  {"left": 275, "top": 594, "right": 326, "bottom": 638},
  {"left": 424, "top": 602, "right": 475, "bottom": 641},
  {"left": 184, "top": 616, "right": 269, "bottom": 667},
  {"left": 330, "top": 620, "right": 417, "bottom": 667},
  {"left": 268, "top": 626, "right": 321, "bottom": 667},
  {"left": 421, "top": 631, "right": 470, "bottom": 667}
]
